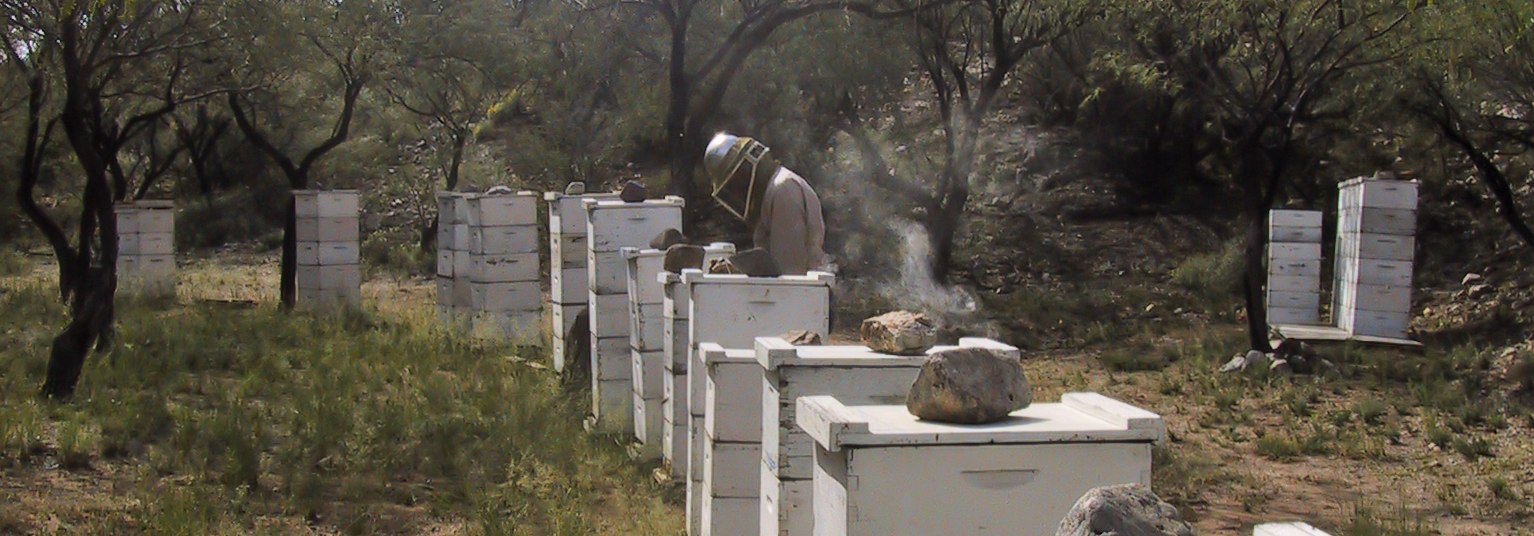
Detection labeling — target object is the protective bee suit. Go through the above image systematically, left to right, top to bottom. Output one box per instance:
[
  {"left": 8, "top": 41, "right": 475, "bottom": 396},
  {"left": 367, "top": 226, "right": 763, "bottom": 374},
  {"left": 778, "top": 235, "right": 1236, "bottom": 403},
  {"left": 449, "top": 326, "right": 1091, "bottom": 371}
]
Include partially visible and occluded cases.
[{"left": 703, "top": 133, "right": 830, "bottom": 275}]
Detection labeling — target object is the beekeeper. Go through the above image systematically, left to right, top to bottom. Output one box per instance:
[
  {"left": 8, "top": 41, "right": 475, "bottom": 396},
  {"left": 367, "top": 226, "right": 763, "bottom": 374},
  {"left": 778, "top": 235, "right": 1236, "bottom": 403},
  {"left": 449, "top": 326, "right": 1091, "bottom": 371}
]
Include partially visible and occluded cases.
[{"left": 702, "top": 132, "right": 830, "bottom": 274}]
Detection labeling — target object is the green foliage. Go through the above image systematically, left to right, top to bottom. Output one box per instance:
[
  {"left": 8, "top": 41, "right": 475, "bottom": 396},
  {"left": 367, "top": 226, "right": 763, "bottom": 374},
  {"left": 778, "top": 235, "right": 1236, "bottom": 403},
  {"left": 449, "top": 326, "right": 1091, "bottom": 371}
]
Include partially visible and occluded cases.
[
  {"left": 1170, "top": 239, "right": 1243, "bottom": 313},
  {"left": 0, "top": 273, "right": 680, "bottom": 533},
  {"left": 1338, "top": 503, "right": 1433, "bottom": 536}
]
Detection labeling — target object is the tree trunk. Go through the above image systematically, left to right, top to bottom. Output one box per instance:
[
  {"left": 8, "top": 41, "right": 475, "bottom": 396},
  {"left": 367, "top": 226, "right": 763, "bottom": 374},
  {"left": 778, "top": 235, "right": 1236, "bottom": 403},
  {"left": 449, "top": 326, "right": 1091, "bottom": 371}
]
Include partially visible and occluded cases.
[
  {"left": 665, "top": 15, "right": 694, "bottom": 202},
  {"left": 280, "top": 197, "right": 298, "bottom": 309},
  {"left": 1241, "top": 213, "right": 1271, "bottom": 352}
]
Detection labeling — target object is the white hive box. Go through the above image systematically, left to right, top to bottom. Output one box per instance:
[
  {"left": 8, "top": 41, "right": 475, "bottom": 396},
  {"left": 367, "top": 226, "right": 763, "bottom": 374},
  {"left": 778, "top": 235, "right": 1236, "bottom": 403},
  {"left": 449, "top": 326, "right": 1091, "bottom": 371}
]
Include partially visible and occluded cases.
[
  {"left": 1333, "top": 178, "right": 1418, "bottom": 339},
  {"left": 293, "top": 190, "right": 361, "bottom": 311},
  {"left": 466, "top": 190, "right": 538, "bottom": 227},
  {"left": 546, "top": 191, "right": 618, "bottom": 371},
  {"left": 583, "top": 196, "right": 685, "bottom": 433},
  {"left": 114, "top": 201, "right": 178, "bottom": 297},
  {"left": 1266, "top": 209, "right": 1323, "bottom": 326},
  {"left": 655, "top": 241, "right": 739, "bottom": 477},
  {"left": 624, "top": 248, "right": 668, "bottom": 351},
  {"left": 679, "top": 269, "right": 834, "bottom": 536},
  {"left": 755, "top": 337, "right": 1020, "bottom": 536},
  {"left": 696, "top": 343, "right": 765, "bottom": 536},
  {"left": 798, "top": 392, "right": 1164, "bottom": 536},
  {"left": 1255, "top": 522, "right": 1332, "bottom": 536}
]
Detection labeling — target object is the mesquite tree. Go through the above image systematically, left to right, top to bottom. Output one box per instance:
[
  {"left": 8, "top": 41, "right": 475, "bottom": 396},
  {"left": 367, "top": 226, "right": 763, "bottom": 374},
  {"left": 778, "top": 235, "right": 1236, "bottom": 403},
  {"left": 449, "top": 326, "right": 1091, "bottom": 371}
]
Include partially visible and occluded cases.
[
  {"left": 1, "top": 0, "right": 213, "bottom": 398},
  {"left": 223, "top": 0, "right": 379, "bottom": 310},
  {"left": 837, "top": 0, "right": 1096, "bottom": 282}
]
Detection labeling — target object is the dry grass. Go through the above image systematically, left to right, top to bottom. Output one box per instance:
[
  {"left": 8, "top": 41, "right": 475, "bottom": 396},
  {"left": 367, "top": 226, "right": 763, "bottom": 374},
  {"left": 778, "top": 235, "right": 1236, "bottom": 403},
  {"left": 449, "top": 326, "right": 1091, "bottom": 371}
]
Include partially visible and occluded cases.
[{"left": 0, "top": 257, "right": 682, "bottom": 535}]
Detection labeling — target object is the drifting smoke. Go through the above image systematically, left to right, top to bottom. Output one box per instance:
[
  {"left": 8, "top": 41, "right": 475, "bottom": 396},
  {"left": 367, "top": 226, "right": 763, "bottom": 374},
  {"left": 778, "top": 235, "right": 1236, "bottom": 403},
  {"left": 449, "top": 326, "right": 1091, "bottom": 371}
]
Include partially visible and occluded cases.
[{"left": 877, "top": 219, "right": 992, "bottom": 334}]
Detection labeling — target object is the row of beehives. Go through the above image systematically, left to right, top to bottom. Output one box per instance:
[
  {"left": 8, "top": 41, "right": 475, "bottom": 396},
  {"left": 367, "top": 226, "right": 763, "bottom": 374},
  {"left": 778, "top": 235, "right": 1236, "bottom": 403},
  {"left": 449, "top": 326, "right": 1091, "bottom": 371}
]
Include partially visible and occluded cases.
[
  {"left": 1265, "top": 177, "right": 1418, "bottom": 339},
  {"left": 110, "top": 189, "right": 365, "bottom": 308},
  {"left": 434, "top": 191, "right": 543, "bottom": 339},
  {"left": 534, "top": 193, "right": 1171, "bottom": 535}
]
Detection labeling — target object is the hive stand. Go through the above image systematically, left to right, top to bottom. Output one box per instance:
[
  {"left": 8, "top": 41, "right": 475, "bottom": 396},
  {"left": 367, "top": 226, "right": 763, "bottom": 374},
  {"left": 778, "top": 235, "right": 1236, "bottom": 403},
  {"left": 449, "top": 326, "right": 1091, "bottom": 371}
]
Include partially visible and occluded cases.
[
  {"left": 295, "top": 190, "right": 361, "bottom": 311},
  {"left": 546, "top": 191, "right": 619, "bottom": 371},
  {"left": 584, "top": 196, "right": 685, "bottom": 433},
  {"left": 115, "top": 201, "right": 176, "bottom": 297},
  {"left": 656, "top": 243, "right": 737, "bottom": 478},
  {"left": 679, "top": 269, "right": 834, "bottom": 536},
  {"left": 755, "top": 336, "right": 1020, "bottom": 536},
  {"left": 797, "top": 392, "right": 1164, "bottom": 536}
]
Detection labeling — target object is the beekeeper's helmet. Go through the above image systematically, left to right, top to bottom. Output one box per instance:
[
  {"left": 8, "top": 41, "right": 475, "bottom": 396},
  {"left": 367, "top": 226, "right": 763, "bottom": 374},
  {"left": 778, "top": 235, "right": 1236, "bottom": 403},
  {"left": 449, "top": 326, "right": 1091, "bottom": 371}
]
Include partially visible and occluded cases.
[{"left": 703, "top": 132, "right": 772, "bottom": 221}]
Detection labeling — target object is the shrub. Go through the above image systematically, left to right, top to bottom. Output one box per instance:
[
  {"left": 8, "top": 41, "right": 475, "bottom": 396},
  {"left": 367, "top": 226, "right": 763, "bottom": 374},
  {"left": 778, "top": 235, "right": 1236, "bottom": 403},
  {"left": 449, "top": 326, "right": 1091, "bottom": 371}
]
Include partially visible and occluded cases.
[{"left": 1170, "top": 239, "right": 1243, "bottom": 312}]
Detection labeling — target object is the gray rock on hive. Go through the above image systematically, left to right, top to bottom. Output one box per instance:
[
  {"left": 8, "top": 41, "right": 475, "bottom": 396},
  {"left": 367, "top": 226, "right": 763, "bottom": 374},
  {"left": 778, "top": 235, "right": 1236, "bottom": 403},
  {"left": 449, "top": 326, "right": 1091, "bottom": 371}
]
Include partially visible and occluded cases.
[
  {"left": 619, "top": 180, "right": 647, "bottom": 202},
  {"left": 650, "top": 228, "right": 687, "bottom": 250},
  {"left": 663, "top": 244, "right": 706, "bottom": 274},
  {"left": 707, "top": 248, "right": 781, "bottom": 277},
  {"left": 860, "top": 311, "right": 938, "bottom": 355},
  {"left": 905, "top": 346, "right": 1031, "bottom": 424},
  {"left": 1056, "top": 484, "right": 1194, "bottom": 536}
]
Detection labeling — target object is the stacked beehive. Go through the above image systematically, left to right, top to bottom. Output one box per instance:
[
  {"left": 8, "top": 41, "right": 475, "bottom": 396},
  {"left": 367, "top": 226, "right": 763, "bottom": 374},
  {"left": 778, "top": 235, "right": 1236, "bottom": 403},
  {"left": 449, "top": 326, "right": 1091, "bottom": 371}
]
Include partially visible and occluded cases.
[
  {"left": 1334, "top": 178, "right": 1417, "bottom": 338},
  {"left": 295, "top": 190, "right": 361, "bottom": 310},
  {"left": 465, "top": 191, "right": 541, "bottom": 343},
  {"left": 546, "top": 191, "right": 619, "bottom": 371},
  {"left": 435, "top": 192, "right": 473, "bottom": 327},
  {"left": 585, "top": 196, "right": 685, "bottom": 433},
  {"left": 115, "top": 201, "right": 176, "bottom": 296},
  {"left": 1266, "top": 210, "right": 1324, "bottom": 325},
  {"left": 629, "top": 243, "right": 737, "bottom": 458},
  {"left": 657, "top": 243, "right": 737, "bottom": 478},
  {"left": 679, "top": 269, "right": 834, "bottom": 536},
  {"left": 755, "top": 337, "right": 1019, "bottom": 536},
  {"left": 797, "top": 392, "right": 1163, "bottom": 536}
]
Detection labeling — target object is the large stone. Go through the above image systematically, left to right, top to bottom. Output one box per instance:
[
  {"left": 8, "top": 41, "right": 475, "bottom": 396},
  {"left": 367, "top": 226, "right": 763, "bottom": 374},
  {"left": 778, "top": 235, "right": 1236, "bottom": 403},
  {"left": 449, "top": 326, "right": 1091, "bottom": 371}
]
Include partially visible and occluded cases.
[
  {"left": 619, "top": 180, "right": 647, "bottom": 202},
  {"left": 564, "top": 181, "right": 587, "bottom": 195},
  {"left": 485, "top": 185, "right": 514, "bottom": 195},
  {"left": 650, "top": 228, "right": 687, "bottom": 250},
  {"left": 663, "top": 244, "right": 706, "bottom": 273},
  {"left": 707, "top": 248, "right": 781, "bottom": 277},
  {"left": 860, "top": 311, "right": 938, "bottom": 355},
  {"left": 781, "top": 330, "right": 823, "bottom": 346},
  {"left": 905, "top": 346, "right": 1031, "bottom": 424},
  {"left": 1056, "top": 484, "right": 1194, "bottom": 536}
]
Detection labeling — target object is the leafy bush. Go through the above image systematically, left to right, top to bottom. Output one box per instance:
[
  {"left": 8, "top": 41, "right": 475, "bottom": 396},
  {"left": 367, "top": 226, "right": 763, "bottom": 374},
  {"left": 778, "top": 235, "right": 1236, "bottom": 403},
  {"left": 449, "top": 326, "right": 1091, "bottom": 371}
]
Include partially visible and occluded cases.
[{"left": 1170, "top": 239, "right": 1244, "bottom": 312}]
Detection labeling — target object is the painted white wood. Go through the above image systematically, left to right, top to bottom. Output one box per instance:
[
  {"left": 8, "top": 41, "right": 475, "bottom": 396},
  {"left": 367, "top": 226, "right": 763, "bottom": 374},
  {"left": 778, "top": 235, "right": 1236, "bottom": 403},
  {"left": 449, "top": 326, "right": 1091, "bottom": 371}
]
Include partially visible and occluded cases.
[
  {"left": 1339, "top": 177, "right": 1419, "bottom": 209},
  {"left": 295, "top": 190, "right": 360, "bottom": 218},
  {"left": 467, "top": 191, "right": 538, "bottom": 227},
  {"left": 544, "top": 191, "right": 618, "bottom": 234},
  {"left": 584, "top": 197, "right": 685, "bottom": 253},
  {"left": 115, "top": 207, "right": 140, "bottom": 233},
  {"left": 1338, "top": 207, "right": 1417, "bottom": 235},
  {"left": 1268, "top": 209, "right": 1322, "bottom": 227},
  {"left": 296, "top": 217, "right": 360, "bottom": 243},
  {"left": 448, "top": 223, "right": 471, "bottom": 251},
  {"left": 471, "top": 225, "right": 538, "bottom": 255},
  {"left": 1268, "top": 226, "right": 1323, "bottom": 243},
  {"left": 551, "top": 232, "right": 591, "bottom": 266},
  {"left": 1339, "top": 233, "right": 1415, "bottom": 261},
  {"left": 118, "top": 234, "right": 142, "bottom": 256},
  {"left": 136, "top": 234, "right": 174, "bottom": 256},
  {"left": 1267, "top": 242, "right": 1321, "bottom": 260},
  {"left": 624, "top": 248, "right": 668, "bottom": 305},
  {"left": 588, "top": 250, "right": 629, "bottom": 295},
  {"left": 470, "top": 253, "right": 540, "bottom": 283},
  {"left": 1269, "top": 258, "right": 1322, "bottom": 276},
  {"left": 1334, "top": 258, "right": 1412, "bottom": 286},
  {"left": 318, "top": 264, "right": 361, "bottom": 290},
  {"left": 550, "top": 267, "right": 589, "bottom": 303},
  {"left": 1267, "top": 275, "right": 1320, "bottom": 293},
  {"left": 469, "top": 281, "right": 540, "bottom": 312},
  {"left": 1349, "top": 283, "right": 1411, "bottom": 313},
  {"left": 1266, "top": 291, "right": 1320, "bottom": 311},
  {"left": 589, "top": 292, "right": 631, "bottom": 337},
  {"left": 630, "top": 303, "right": 665, "bottom": 352},
  {"left": 1268, "top": 306, "right": 1320, "bottom": 325},
  {"left": 1347, "top": 309, "right": 1409, "bottom": 338},
  {"left": 591, "top": 335, "right": 630, "bottom": 378},
  {"left": 632, "top": 348, "right": 666, "bottom": 399},
  {"left": 705, "top": 354, "right": 764, "bottom": 443},
  {"left": 591, "top": 378, "right": 631, "bottom": 428},
  {"left": 632, "top": 391, "right": 664, "bottom": 452},
  {"left": 796, "top": 393, "right": 1165, "bottom": 451},
  {"left": 703, "top": 434, "right": 761, "bottom": 497},
  {"left": 811, "top": 438, "right": 1152, "bottom": 536},
  {"left": 762, "top": 463, "right": 813, "bottom": 536},
  {"left": 700, "top": 494, "right": 757, "bottom": 536},
  {"left": 1255, "top": 522, "right": 1332, "bottom": 536}
]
